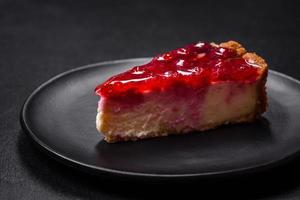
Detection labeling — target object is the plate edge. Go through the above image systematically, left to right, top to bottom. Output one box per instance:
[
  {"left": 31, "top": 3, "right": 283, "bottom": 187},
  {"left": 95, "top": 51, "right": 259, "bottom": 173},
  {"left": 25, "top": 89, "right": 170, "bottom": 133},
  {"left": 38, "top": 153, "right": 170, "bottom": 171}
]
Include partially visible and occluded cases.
[{"left": 19, "top": 58, "right": 300, "bottom": 180}]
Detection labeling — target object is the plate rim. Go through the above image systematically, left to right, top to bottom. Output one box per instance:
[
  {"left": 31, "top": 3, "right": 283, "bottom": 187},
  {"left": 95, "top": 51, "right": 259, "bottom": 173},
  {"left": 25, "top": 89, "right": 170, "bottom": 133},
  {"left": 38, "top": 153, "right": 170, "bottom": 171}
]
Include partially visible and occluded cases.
[{"left": 20, "top": 58, "right": 300, "bottom": 180}]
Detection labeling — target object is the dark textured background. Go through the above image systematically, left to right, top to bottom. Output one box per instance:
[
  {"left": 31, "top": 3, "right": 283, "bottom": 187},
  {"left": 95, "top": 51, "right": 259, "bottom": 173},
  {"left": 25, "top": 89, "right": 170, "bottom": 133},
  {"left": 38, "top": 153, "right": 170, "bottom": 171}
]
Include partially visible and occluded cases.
[{"left": 1, "top": 0, "right": 300, "bottom": 199}]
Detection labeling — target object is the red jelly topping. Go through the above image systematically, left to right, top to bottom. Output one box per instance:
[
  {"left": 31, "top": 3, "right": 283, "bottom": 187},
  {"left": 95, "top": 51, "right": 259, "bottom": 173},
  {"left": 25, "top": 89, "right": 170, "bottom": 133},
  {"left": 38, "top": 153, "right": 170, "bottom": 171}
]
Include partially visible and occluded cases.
[{"left": 95, "top": 42, "right": 260, "bottom": 97}]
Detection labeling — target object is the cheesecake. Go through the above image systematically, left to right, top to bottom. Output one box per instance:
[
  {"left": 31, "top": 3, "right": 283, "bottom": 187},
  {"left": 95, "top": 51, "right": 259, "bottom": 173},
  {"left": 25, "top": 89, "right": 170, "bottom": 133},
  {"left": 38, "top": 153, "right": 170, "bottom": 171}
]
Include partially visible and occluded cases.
[{"left": 95, "top": 41, "right": 268, "bottom": 143}]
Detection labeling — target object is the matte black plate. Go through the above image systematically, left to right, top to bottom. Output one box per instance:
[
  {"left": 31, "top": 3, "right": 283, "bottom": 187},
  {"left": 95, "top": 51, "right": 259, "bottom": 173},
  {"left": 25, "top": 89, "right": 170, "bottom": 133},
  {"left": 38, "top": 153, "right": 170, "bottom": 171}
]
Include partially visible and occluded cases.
[{"left": 21, "top": 58, "right": 300, "bottom": 180}]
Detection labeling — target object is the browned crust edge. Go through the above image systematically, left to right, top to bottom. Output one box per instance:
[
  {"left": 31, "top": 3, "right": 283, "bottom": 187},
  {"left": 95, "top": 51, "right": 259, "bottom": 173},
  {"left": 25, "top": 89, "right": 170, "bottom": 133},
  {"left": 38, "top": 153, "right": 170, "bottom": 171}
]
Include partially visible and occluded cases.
[
  {"left": 102, "top": 41, "right": 269, "bottom": 143},
  {"left": 220, "top": 41, "right": 268, "bottom": 117},
  {"left": 105, "top": 112, "right": 262, "bottom": 143}
]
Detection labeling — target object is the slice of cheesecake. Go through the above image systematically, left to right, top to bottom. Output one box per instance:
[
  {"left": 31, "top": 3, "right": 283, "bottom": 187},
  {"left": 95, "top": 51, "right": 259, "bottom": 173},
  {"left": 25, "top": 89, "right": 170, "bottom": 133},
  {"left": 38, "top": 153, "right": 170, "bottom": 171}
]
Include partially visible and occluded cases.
[{"left": 95, "top": 41, "right": 268, "bottom": 143}]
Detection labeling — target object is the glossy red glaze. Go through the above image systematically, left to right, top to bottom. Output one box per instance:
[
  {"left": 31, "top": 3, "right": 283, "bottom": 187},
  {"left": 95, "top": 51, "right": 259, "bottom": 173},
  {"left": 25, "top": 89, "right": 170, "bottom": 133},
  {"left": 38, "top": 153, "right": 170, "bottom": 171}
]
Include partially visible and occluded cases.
[{"left": 95, "top": 42, "right": 260, "bottom": 97}]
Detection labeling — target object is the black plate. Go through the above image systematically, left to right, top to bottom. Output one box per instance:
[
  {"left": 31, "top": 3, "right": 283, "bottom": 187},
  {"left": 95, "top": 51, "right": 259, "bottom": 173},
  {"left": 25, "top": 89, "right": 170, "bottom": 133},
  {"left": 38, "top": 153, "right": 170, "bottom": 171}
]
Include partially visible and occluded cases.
[{"left": 21, "top": 58, "right": 300, "bottom": 181}]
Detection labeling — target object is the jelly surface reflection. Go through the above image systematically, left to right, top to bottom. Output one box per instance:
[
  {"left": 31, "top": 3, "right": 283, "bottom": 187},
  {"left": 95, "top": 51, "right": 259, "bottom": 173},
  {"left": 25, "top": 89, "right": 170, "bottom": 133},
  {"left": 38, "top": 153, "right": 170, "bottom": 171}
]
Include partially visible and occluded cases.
[{"left": 95, "top": 42, "right": 260, "bottom": 97}]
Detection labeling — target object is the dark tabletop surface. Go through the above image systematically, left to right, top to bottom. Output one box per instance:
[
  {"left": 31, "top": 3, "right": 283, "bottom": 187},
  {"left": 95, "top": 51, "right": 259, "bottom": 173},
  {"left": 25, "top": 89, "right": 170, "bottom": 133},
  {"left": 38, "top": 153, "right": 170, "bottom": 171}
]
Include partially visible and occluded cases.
[{"left": 1, "top": 0, "right": 300, "bottom": 199}]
